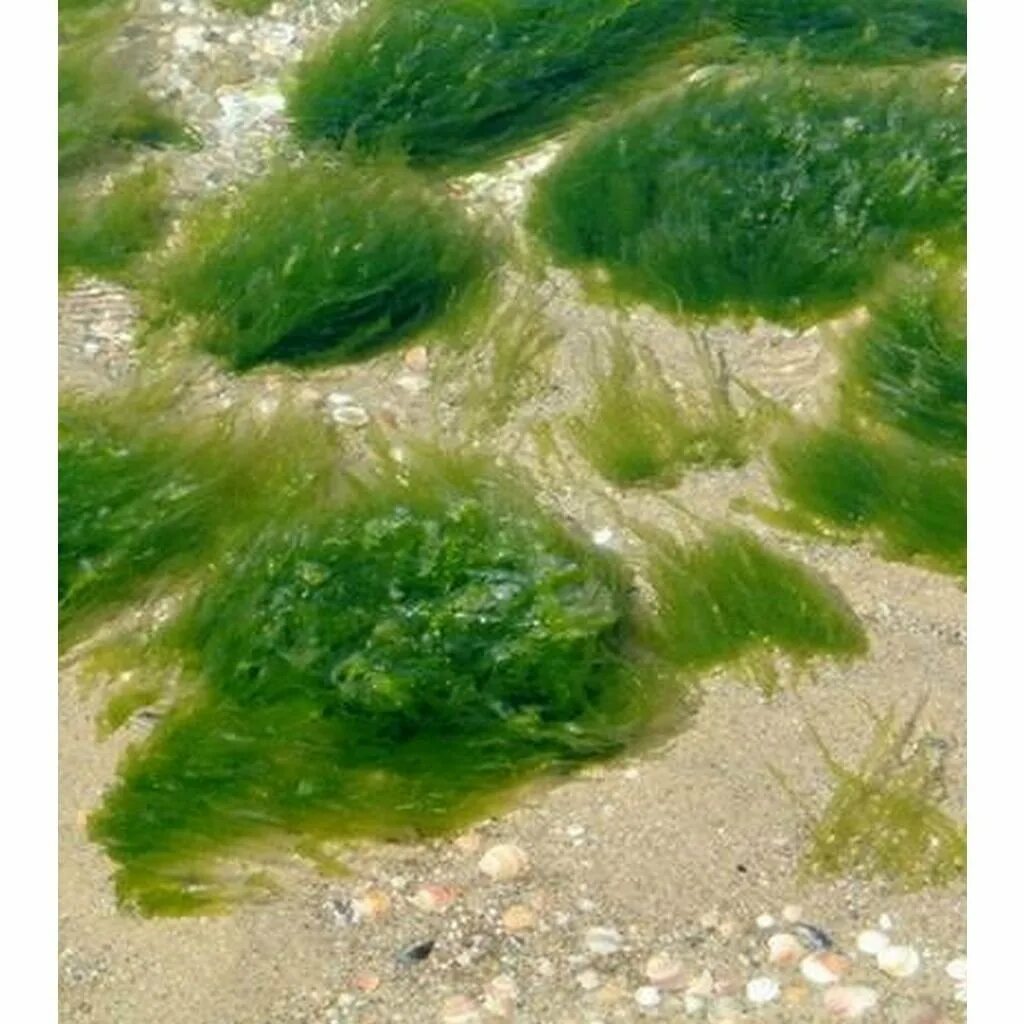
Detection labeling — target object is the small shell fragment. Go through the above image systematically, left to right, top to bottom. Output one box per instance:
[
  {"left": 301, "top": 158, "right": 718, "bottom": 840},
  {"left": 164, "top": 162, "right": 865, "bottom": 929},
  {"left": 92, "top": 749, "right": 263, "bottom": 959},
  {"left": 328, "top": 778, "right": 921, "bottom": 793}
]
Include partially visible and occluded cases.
[
  {"left": 478, "top": 843, "right": 529, "bottom": 881},
  {"left": 411, "top": 884, "right": 458, "bottom": 913},
  {"left": 351, "top": 888, "right": 391, "bottom": 922},
  {"left": 501, "top": 904, "right": 537, "bottom": 932},
  {"left": 782, "top": 904, "right": 803, "bottom": 923},
  {"left": 756, "top": 913, "right": 776, "bottom": 929},
  {"left": 584, "top": 926, "right": 623, "bottom": 956},
  {"left": 856, "top": 930, "right": 891, "bottom": 956},
  {"left": 768, "top": 932, "right": 806, "bottom": 968},
  {"left": 877, "top": 945, "right": 920, "bottom": 978},
  {"left": 645, "top": 952, "right": 687, "bottom": 990},
  {"left": 800, "top": 952, "right": 849, "bottom": 986},
  {"left": 945, "top": 957, "right": 966, "bottom": 982},
  {"left": 687, "top": 968, "right": 715, "bottom": 998},
  {"left": 746, "top": 976, "right": 781, "bottom": 1004},
  {"left": 823, "top": 985, "right": 879, "bottom": 1019},
  {"left": 634, "top": 986, "right": 662, "bottom": 1010}
]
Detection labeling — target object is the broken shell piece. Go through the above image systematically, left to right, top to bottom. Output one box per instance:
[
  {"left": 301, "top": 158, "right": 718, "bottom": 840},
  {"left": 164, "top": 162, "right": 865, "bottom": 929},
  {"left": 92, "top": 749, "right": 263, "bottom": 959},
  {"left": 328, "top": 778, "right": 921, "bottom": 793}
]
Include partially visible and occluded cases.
[
  {"left": 478, "top": 843, "right": 529, "bottom": 881},
  {"left": 411, "top": 884, "right": 458, "bottom": 913},
  {"left": 351, "top": 888, "right": 391, "bottom": 922},
  {"left": 501, "top": 904, "right": 537, "bottom": 932},
  {"left": 756, "top": 913, "right": 776, "bottom": 929},
  {"left": 584, "top": 926, "right": 623, "bottom": 956},
  {"left": 856, "top": 930, "right": 891, "bottom": 956},
  {"left": 768, "top": 933, "right": 805, "bottom": 968},
  {"left": 877, "top": 945, "right": 920, "bottom": 978},
  {"left": 800, "top": 952, "right": 849, "bottom": 986},
  {"left": 644, "top": 953, "right": 687, "bottom": 990},
  {"left": 945, "top": 957, "right": 966, "bottom": 982},
  {"left": 686, "top": 968, "right": 714, "bottom": 998},
  {"left": 746, "top": 977, "right": 781, "bottom": 1004},
  {"left": 823, "top": 985, "right": 879, "bottom": 1019},
  {"left": 634, "top": 986, "right": 662, "bottom": 1010}
]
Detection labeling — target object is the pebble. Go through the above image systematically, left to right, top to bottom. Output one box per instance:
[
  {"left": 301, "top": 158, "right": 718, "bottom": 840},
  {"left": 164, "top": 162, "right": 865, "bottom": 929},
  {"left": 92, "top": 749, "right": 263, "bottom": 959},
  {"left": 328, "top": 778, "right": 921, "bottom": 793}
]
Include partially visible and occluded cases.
[
  {"left": 403, "top": 345, "right": 429, "bottom": 372},
  {"left": 478, "top": 843, "right": 529, "bottom": 881},
  {"left": 411, "top": 884, "right": 458, "bottom": 913},
  {"left": 351, "top": 889, "right": 391, "bottom": 922},
  {"left": 501, "top": 904, "right": 537, "bottom": 932},
  {"left": 756, "top": 913, "right": 776, "bottom": 929},
  {"left": 793, "top": 922, "right": 834, "bottom": 950},
  {"left": 584, "top": 926, "right": 623, "bottom": 956},
  {"left": 856, "top": 930, "right": 890, "bottom": 956},
  {"left": 767, "top": 932, "right": 805, "bottom": 967},
  {"left": 396, "top": 939, "right": 435, "bottom": 966},
  {"left": 876, "top": 945, "right": 920, "bottom": 978},
  {"left": 644, "top": 952, "right": 686, "bottom": 990},
  {"left": 800, "top": 952, "right": 849, "bottom": 986},
  {"left": 945, "top": 957, "right": 966, "bottom": 982},
  {"left": 576, "top": 969, "right": 602, "bottom": 991},
  {"left": 745, "top": 976, "right": 780, "bottom": 1004},
  {"left": 634, "top": 985, "right": 662, "bottom": 1010},
  {"left": 823, "top": 985, "right": 879, "bottom": 1019},
  {"left": 439, "top": 995, "right": 481, "bottom": 1024}
]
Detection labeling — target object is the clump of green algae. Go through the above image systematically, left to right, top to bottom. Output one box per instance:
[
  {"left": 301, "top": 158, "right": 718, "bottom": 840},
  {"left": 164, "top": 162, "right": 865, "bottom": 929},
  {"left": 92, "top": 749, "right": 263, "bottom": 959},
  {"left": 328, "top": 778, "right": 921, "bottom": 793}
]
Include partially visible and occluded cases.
[
  {"left": 529, "top": 66, "right": 964, "bottom": 324},
  {"left": 152, "top": 157, "right": 492, "bottom": 369}
]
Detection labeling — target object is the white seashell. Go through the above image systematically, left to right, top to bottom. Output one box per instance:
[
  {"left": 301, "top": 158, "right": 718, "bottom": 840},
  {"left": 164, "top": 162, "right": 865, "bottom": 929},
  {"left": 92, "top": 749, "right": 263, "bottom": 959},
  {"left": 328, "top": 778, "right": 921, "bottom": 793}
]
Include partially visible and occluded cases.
[
  {"left": 478, "top": 843, "right": 529, "bottom": 881},
  {"left": 756, "top": 913, "right": 776, "bottom": 929},
  {"left": 584, "top": 926, "right": 623, "bottom": 956},
  {"left": 856, "top": 930, "right": 891, "bottom": 956},
  {"left": 768, "top": 932, "right": 805, "bottom": 967},
  {"left": 877, "top": 945, "right": 920, "bottom": 978},
  {"left": 801, "top": 952, "right": 844, "bottom": 985},
  {"left": 645, "top": 953, "right": 687, "bottom": 989},
  {"left": 945, "top": 956, "right": 967, "bottom": 982},
  {"left": 686, "top": 968, "right": 715, "bottom": 997},
  {"left": 745, "top": 976, "right": 780, "bottom": 1004},
  {"left": 823, "top": 985, "right": 879, "bottom": 1019},
  {"left": 634, "top": 986, "right": 662, "bottom": 1009}
]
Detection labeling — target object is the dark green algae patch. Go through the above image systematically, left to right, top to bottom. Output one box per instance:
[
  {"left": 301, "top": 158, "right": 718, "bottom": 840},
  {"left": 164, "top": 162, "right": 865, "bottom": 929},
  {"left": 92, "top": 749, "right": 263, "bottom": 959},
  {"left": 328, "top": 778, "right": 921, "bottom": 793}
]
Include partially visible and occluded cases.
[{"left": 86, "top": 450, "right": 867, "bottom": 915}]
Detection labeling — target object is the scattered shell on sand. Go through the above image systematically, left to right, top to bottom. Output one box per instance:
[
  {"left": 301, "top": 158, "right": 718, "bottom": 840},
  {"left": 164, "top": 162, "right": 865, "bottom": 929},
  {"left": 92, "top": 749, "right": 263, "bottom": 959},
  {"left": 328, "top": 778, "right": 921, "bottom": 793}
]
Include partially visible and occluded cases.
[
  {"left": 478, "top": 843, "right": 529, "bottom": 881},
  {"left": 411, "top": 884, "right": 458, "bottom": 913},
  {"left": 350, "top": 888, "right": 391, "bottom": 922},
  {"left": 501, "top": 904, "right": 537, "bottom": 932},
  {"left": 756, "top": 913, "right": 776, "bottom": 929},
  {"left": 584, "top": 926, "right": 623, "bottom": 956},
  {"left": 856, "top": 930, "right": 891, "bottom": 956},
  {"left": 768, "top": 932, "right": 805, "bottom": 967},
  {"left": 877, "top": 945, "right": 920, "bottom": 978},
  {"left": 644, "top": 952, "right": 687, "bottom": 990},
  {"left": 800, "top": 952, "right": 849, "bottom": 986},
  {"left": 945, "top": 957, "right": 966, "bottom": 982},
  {"left": 687, "top": 968, "right": 715, "bottom": 998},
  {"left": 351, "top": 973, "right": 380, "bottom": 993},
  {"left": 746, "top": 976, "right": 781, "bottom": 1004},
  {"left": 634, "top": 985, "right": 662, "bottom": 1010},
  {"left": 823, "top": 985, "right": 879, "bottom": 1019},
  {"left": 439, "top": 994, "right": 481, "bottom": 1024}
]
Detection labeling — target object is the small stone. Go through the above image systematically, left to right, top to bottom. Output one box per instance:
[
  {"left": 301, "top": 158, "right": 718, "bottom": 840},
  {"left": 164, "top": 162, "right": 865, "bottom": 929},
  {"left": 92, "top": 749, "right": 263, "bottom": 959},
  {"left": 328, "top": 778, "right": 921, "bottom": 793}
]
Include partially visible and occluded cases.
[
  {"left": 403, "top": 345, "right": 429, "bottom": 373},
  {"left": 478, "top": 843, "right": 529, "bottom": 882},
  {"left": 411, "top": 884, "right": 458, "bottom": 913},
  {"left": 351, "top": 889, "right": 391, "bottom": 922},
  {"left": 501, "top": 904, "right": 537, "bottom": 932},
  {"left": 782, "top": 904, "right": 803, "bottom": 923},
  {"left": 756, "top": 913, "right": 776, "bottom": 929},
  {"left": 792, "top": 922, "right": 834, "bottom": 950},
  {"left": 584, "top": 926, "right": 623, "bottom": 956},
  {"left": 856, "top": 930, "right": 890, "bottom": 956},
  {"left": 767, "top": 932, "right": 805, "bottom": 968},
  {"left": 396, "top": 939, "right": 435, "bottom": 966},
  {"left": 877, "top": 945, "right": 920, "bottom": 978},
  {"left": 645, "top": 952, "right": 687, "bottom": 990},
  {"left": 800, "top": 952, "right": 848, "bottom": 986},
  {"left": 945, "top": 957, "right": 966, "bottom": 982},
  {"left": 577, "top": 969, "right": 602, "bottom": 991},
  {"left": 686, "top": 969, "right": 714, "bottom": 998},
  {"left": 351, "top": 973, "right": 379, "bottom": 993},
  {"left": 746, "top": 976, "right": 780, "bottom": 1004},
  {"left": 823, "top": 985, "right": 879, "bottom": 1019},
  {"left": 634, "top": 986, "right": 662, "bottom": 1010},
  {"left": 439, "top": 995, "right": 481, "bottom": 1024}
]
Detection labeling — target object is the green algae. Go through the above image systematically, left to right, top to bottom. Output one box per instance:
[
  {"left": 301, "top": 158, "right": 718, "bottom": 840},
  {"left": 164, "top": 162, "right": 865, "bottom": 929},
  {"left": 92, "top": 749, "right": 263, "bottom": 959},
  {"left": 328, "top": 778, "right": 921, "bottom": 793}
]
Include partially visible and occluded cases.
[
  {"left": 287, "top": 1, "right": 964, "bottom": 168},
  {"left": 529, "top": 66, "right": 964, "bottom": 324},
  {"left": 152, "top": 157, "right": 492, "bottom": 370},
  {"left": 570, "top": 334, "right": 753, "bottom": 488},
  {"left": 89, "top": 454, "right": 654, "bottom": 914},
  {"left": 645, "top": 527, "right": 868, "bottom": 672},
  {"left": 798, "top": 703, "right": 965, "bottom": 889}
]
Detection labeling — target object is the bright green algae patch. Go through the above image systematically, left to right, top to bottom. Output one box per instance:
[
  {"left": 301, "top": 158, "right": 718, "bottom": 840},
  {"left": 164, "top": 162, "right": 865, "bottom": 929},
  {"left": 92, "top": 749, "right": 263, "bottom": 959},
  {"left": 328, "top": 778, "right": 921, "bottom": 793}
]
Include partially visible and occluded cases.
[
  {"left": 287, "top": 1, "right": 964, "bottom": 167},
  {"left": 529, "top": 68, "right": 965, "bottom": 323},
  {"left": 152, "top": 158, "right": 490, "bottom": 369},
  {"left": 769, "top": 263, "right": 966, "bottom": 573},
  {"left": 89, "top": 458, "right": 650, "bottom": 914},
  {"left": 645, "top": 528, "right": 867, "bottom": 671}
]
